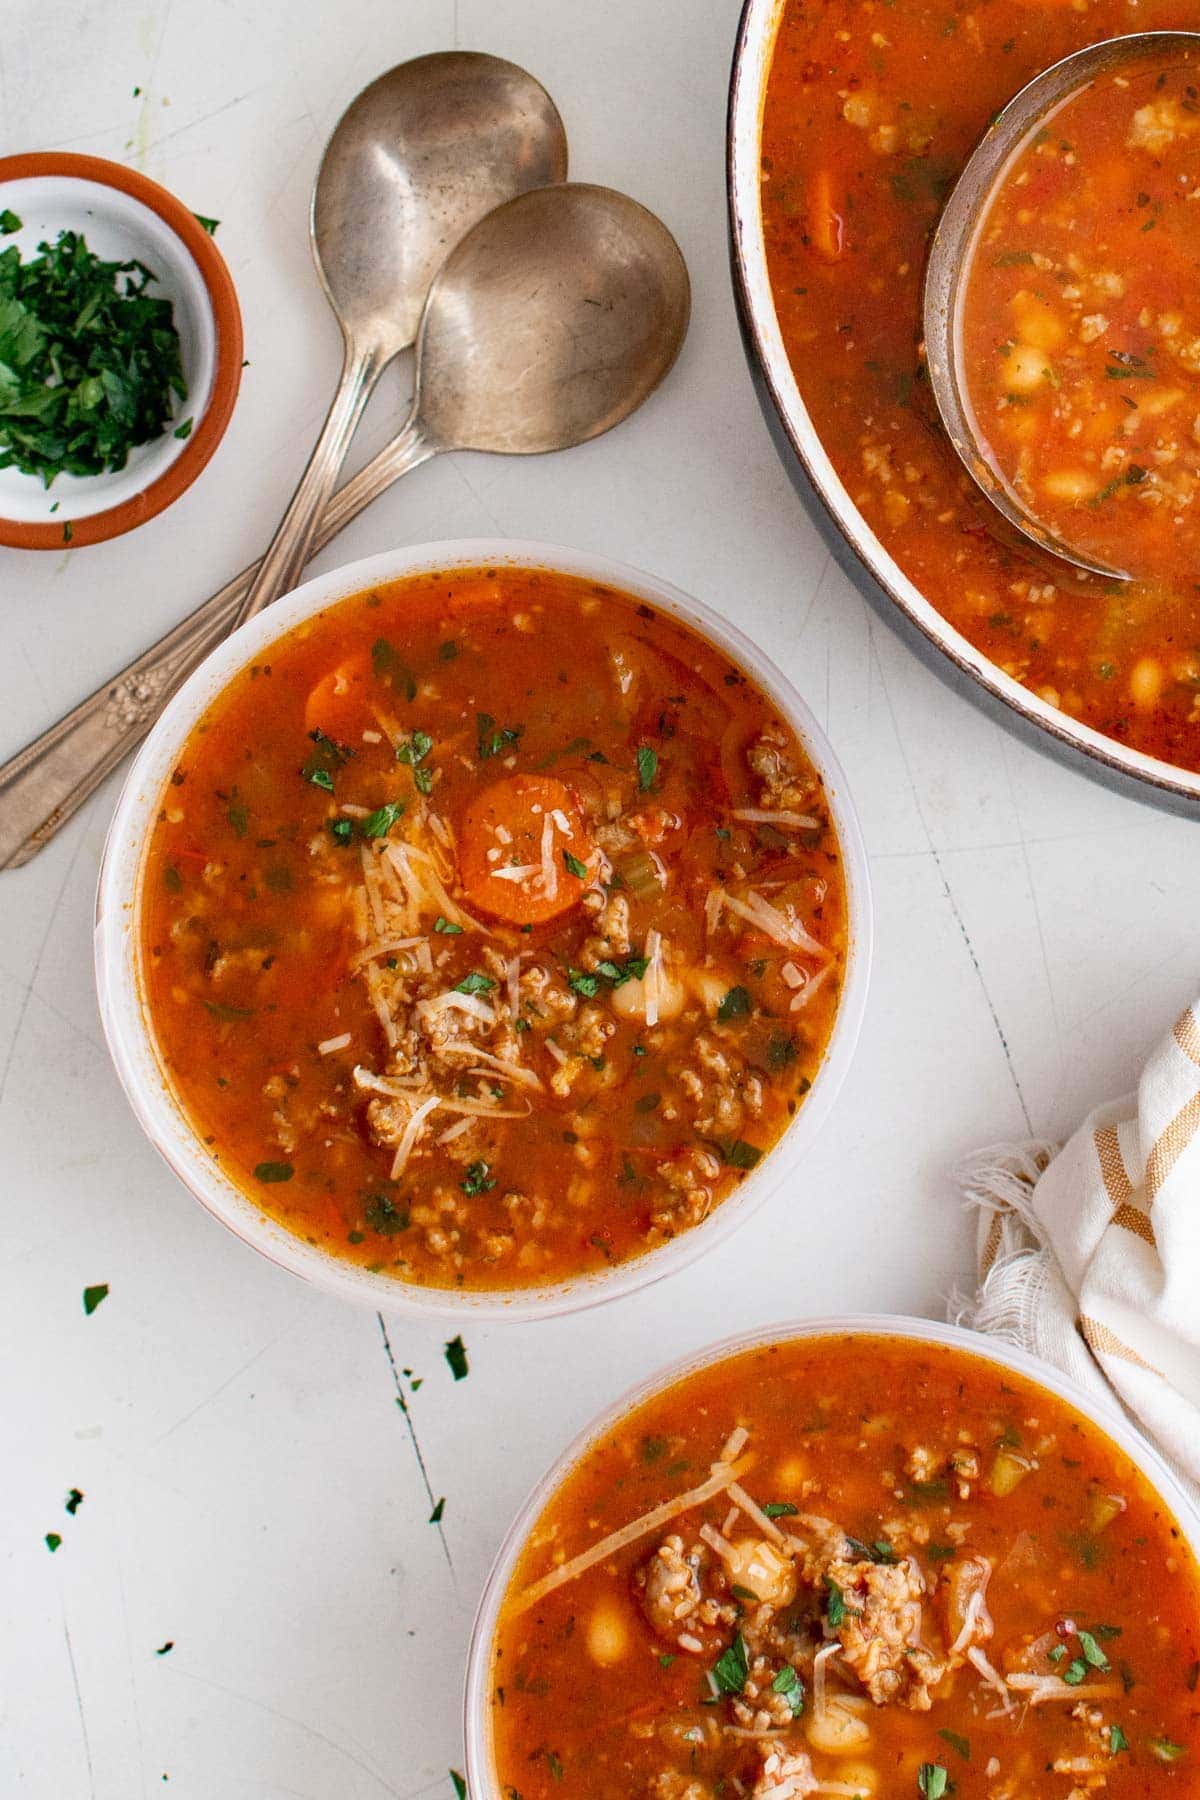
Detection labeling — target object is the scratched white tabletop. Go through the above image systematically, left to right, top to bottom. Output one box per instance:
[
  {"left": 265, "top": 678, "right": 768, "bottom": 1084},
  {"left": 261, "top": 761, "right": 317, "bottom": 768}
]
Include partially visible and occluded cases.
[{"left": 2, "top": 2, "right": 1197, "bottom": 1795}]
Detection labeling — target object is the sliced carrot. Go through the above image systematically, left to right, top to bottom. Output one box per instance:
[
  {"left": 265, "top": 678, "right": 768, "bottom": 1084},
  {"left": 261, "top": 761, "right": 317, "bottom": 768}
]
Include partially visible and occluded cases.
[
  {"left": 805, "top": 167, "right": 846, "bottom": 263},
  {"left": 303, "top": 656, "right": 374, "bottom": 740},
  {"left": 459, "top": 775, "right": 595, "bottom": 925}
]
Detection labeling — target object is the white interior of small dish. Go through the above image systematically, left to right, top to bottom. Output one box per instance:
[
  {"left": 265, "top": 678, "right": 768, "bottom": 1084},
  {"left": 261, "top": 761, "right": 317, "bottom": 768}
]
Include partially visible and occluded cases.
[
  {"left": 0, "top": 174, "right": 216, "bottom": 524},
  {"left": 94, "top": 539, "right": 873, "bottom": 1321}
]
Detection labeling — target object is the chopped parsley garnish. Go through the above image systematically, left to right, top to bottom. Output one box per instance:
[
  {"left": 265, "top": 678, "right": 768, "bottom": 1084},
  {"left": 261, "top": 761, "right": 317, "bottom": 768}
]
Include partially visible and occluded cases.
[
  {"left": 0, "top": 210, "right": 21, "bottom": 235},
  {"left": 193, "top": 214, "right": 220, "bottom": 235},
  {"left": 0, "top": 230, "right": 188, "bottom": 485},
  {"left": 173, "top": 416, "right": 193, "bottom": 439},
  {"left": 371, "top": 638, "right": 416, "bottom": 701},
  {"left": 439, "top": 641, "right": 459, "bottom": 662},
  {"left": 477, "top": 712, "right": 523, "bottom": 759},
  {"left": 302, "top": 727, "right": 351, "bottom": 791},
  {"left": 396, "top": 730, "right": 434, "bottom": 792},
  {"left": 636, "top": 744, "right": 658, "bottom": 790},
  {"left": 359, "top": 801, "right": 405, "bottom": 839},
  {"left": 328, "top": 818, "right": 354, "bottom": 845},
  {"left": 562, "top": 850, "right": 588, "bottom": 880},
  {"left": 435, "top": 915, "right": 463, "bottom": 935},
  {"left": 594, "top": 955, "right": 649, "bottom": 986},
  {"left": 455, "top": 971, "right": 495, "bottom": 995},
  {"left": 717, "top": 984, "right": 752, "bottom": 1022},
  {"left": 203, "top": 1000, "right": 254, "bottom": 1021},
  {"left": 722, "top": 1139, "right": 763, "bottom": 1171},
  {"left": 253, "top": 1161, "right": 294, "bottom": 1184},
  {"left": 460, "top": 1161, "right": 495, "bottom": 1197},
  {"left": 364, "top": 1192, "right": 409, "bottom": 1236},
  {"left": 82, "top": 1283, "right": 109, "bottom": 1316},
  {"left": 444, "top": 1335, "right": 469, "bottom": 1380},
  {"left": 65, "top": 1488, "right": 84, "bottom": 1515},
  {"left": 762, "top": 1502, "right": 799, "bottom": 1519},
  {"left": 45, "top": 1532, "right": 62, "bottom": 1553},
  {"left": 926, "top": 1542, "right": 955, "bottom": 1562},
  {"left": 825, "top": 1578, "right": 846, "bottom": 1628},
  {"left": 1078, "top": 1629, "right": 1110, "bottom": 1671},
  {"left": 711, "top": 1631, "right": 749, "bottom": 1694},
  {"left": 1048, "top": 1644, "right": 1067, "bottom": 1664},
  {"left": 658, "top": 1653, "right": 675, "bottom": 1670},
  {"left": 1062, "top": 1658, "right": 1088, "bottom": 1685},
  {"left": 772, "top": 1665, "right": 804, "bottom": 1715},
  {"left": 1108, "top": 1725, "right": 1129, "bottom": 1755},
  {"left": 938, "top": 1731, "right": 970, "bottom": 1761},
  {"left": 1150, "top": 1738, "right": 1186, "bottom": 1763},
  {"left": 545, "top": 1750, "right": 563, "bottom": 1781},
  {"left": 918, "top": 1763, "right": 949, "bottom": 1800}
]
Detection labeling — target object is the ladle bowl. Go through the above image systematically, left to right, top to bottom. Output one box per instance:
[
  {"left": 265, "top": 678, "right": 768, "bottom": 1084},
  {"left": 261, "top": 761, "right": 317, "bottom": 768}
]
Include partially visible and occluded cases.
[{"left": 922, "top": 30, "right": 1200, "bottom": 583}]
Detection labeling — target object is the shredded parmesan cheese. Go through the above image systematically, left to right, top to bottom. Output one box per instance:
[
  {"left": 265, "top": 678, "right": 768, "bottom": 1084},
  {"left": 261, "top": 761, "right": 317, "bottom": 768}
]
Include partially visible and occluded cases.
[
  {"left": 730, "top": 808, "right": 820, "bottom": 829},
  {"left": 721, "top": 889, "right": 827, "bottom": 959},
  {"left": 644, "top": 927, "right": 664, "bottom": 1028},
  {"left": 790, "top": 965, "right": 832, "bottom": 1013},
  {"left": 317, "top": 1032, "right": 351, "bottom": 1055},
  {"left": 388, "top": 1094, "right": 441, "bottom": 1179},
  {"left": 510, "top": 1454, "right": 752, "bottom": 1615},
  {"left": 726, "top": 1480, "right": 790, "bottom": 1547},
  {"left": 1005, "top": 1673, "right": 1123, "bottom": 1705}
]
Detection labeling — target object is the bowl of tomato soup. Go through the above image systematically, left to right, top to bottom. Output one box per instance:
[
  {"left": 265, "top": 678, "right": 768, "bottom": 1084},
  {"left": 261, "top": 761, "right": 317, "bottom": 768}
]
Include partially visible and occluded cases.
[
  {"left": 730, "top": 3, "right": 1200, "bottom": 809},
  {"left": 96, "top": 542, "right": 870, "bottom": 1318},
  {"left": 466, "top": 1315, "right": 1200, "bottom": 1798}
]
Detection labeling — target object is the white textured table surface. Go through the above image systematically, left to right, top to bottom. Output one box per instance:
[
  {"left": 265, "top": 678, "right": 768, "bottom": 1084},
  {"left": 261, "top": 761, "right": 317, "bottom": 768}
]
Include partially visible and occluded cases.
[{"left": 3, "top": 3, "right": 1198, "bottom": 1796}]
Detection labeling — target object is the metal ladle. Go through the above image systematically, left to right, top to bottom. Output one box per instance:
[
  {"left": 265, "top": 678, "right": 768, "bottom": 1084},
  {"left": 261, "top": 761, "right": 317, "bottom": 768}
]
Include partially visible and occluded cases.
[
  {"left": 923, "top": 30, "right": 1200, "bottom": 583},
  {"left": 231, "top": 50, "right": 568, "bottom": 625},
  {"left": 0, "top": 183, "right": 690, "bottom": 868}
]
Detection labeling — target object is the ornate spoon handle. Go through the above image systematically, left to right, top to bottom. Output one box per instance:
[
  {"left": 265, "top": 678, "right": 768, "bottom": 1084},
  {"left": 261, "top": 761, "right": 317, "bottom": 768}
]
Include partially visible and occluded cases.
[{"left": 0, "top": 416, "right": 434, "bottom": 870}]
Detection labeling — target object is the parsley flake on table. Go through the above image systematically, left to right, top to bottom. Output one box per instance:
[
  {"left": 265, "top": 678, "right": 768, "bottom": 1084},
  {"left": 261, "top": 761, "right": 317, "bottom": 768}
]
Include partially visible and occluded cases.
[
  {"left": 0, "top": 210, "right": 22, "bottom": 235},
  {"left": 0, "top": 231, "right": 188, "bottom": 485},
  {"left": 82, "top": 1283, "right": 109, "bottom": 1316},
  {"left": 444, "top": 1335, "right": 469, "bottom": 1380},
  {"left": 65, "top": 1488, "right": 84, "bottom": 1515},
  {"left": 44, "top": 1532, "right": 62, "bottom": 1553}
]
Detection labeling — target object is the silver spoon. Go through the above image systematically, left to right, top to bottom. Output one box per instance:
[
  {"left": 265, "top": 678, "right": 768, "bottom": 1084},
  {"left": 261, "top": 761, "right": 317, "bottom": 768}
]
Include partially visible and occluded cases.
[
  {"left": 924, "top": 31, "right": 1200, "bottom": 582},
  {"left": 231, "top": 50, "right": 568, "bottom": 626},
  {"left": 0, "top": 184, "right": 690, "bottom": 869}
]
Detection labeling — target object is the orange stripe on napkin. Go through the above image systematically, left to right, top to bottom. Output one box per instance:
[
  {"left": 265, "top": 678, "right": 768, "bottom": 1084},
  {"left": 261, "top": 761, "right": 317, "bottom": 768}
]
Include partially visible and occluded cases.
[{"left": 1079, "top": 1314, "right": 1162, "bottom": 1376}]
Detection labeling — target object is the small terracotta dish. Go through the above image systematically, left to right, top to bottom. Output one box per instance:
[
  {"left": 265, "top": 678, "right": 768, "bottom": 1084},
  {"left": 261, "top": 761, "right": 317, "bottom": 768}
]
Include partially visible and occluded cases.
[{"left": 0, "top": 152, "right": 243, "bottom": 550}]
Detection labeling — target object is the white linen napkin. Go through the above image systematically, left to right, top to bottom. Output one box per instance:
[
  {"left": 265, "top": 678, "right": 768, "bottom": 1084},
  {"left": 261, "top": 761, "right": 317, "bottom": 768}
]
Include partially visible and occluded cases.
[{"left": 952, "top": 1002, "right": 1200, "bottom": 1502}]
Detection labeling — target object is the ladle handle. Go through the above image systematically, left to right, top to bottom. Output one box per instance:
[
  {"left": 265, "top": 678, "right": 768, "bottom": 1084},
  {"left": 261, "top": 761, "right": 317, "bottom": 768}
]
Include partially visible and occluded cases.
[
  {"left": 234, "top": 337, "right": 388, "bottom": 627},
  {"left": 0, "top": 416, "right": 436, "bottom": 870}
]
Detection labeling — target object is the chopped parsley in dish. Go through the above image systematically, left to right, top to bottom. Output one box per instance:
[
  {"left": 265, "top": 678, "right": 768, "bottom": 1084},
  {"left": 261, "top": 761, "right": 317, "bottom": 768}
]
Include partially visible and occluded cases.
[
  {"left": 0, "top": 230, "right": 187, "bottom": 484},
  {"left": 139, "top": 567, "right": 847, "bottom": 1291},
  {"left": 488, "top": 1333, "right": 1200, "bottom": 1799}
]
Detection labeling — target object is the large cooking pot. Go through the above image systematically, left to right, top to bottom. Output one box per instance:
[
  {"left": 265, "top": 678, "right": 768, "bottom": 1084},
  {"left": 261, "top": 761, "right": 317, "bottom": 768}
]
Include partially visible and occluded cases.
[{"left": 727, "top": 0, "right": 1200, "bottom": 815}]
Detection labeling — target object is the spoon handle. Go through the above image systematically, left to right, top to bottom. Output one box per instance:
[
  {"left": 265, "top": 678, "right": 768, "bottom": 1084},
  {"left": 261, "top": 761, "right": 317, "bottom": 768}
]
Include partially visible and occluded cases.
[
  {"left": 233, "top": 338, "right": 389, "bottom": 626},
  {"left": 0, "top": 416, "right": 436, "bottom": 870}
]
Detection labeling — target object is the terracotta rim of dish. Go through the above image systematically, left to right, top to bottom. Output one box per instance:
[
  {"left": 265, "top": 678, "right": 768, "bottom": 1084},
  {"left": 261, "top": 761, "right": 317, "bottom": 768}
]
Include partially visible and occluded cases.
[{"left": 0, "top": 151, "right": 243, "bottom": 551}]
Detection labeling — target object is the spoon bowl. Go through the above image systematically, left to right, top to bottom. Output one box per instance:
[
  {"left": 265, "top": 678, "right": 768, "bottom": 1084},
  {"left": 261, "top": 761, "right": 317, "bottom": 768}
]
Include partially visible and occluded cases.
[
  {"left": 923, "top": 31, "right": 1200, "bottom": 583},
  {"left": 313, "top": 52, "right": 569, "bottom": 360},
  {"left": 415, "top": 182, "right": 691, "bottom": 455}
]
